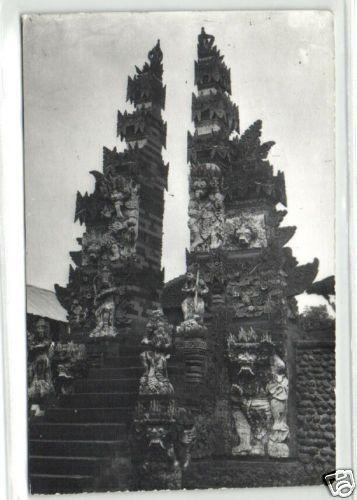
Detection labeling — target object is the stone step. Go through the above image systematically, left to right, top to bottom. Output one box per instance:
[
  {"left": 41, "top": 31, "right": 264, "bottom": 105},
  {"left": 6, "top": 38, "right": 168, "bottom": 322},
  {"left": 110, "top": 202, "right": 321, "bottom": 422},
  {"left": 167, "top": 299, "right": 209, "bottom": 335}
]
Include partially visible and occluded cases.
[
  {"left": 88, "top": 367, "right": 143, "bottom": 379},
  {"left": 75, "top": 378, "right": 139, "bottom": 393},
  {"left": 60, "top": 392, "right": 138, "bottom": 408},
  {"left": 46, "top": 407, "right": 133, "bottom": 423},
  {"left": 30, "top": 422, "right": 127, "bottom": 441},
  {"left": 29, "top": 438, "right": 128, "bottom": 457},
  {"left": 29, "top": 455, "right": 108, "bottom": 476},
  {"left": 29, "top": 473, "right": 94, "bottom": 494}
]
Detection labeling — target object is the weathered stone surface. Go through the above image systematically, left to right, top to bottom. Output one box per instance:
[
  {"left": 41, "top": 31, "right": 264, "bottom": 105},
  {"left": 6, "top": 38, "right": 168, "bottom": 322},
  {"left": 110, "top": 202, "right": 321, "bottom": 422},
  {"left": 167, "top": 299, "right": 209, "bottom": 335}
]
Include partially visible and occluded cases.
[{"left": 295, "top": 343, "right": 335, "bottom": 480}]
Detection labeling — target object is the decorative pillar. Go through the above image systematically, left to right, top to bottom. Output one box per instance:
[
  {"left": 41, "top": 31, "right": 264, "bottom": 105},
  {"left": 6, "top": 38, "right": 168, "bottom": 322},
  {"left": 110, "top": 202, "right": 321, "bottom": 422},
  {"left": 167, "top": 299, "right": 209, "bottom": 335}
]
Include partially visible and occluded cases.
[
  {"left": 177, "top": 270, "right": 209, "bottom": 384},
  {"left": 133, "top": 309, "right": 196, "bottom": 490}
]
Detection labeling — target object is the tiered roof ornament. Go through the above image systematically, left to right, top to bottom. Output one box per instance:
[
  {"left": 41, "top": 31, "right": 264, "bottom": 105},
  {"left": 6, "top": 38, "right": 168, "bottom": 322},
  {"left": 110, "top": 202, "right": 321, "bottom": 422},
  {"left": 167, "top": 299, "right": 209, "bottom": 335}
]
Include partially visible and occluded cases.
[{"left": 196, "top": 27, "right": 231, "bottom": 94}]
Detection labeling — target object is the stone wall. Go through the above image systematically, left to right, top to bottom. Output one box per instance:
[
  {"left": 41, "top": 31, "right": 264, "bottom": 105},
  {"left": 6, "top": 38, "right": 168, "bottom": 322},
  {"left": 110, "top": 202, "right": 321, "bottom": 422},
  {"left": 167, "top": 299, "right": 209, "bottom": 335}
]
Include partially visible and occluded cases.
[
  {"left": 179, "top": 324, "right": 335, "bottom": 488},
  {"left": 295, "top": 341, "right": 335, "bottom": 483}
]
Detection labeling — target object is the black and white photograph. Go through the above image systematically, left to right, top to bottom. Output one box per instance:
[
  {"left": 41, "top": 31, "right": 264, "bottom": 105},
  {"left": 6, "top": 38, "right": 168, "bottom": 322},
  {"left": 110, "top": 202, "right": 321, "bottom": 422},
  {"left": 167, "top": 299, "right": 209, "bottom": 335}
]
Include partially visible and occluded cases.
[{"left": 22, "top": 10, "right": 337, "bottom": 495}]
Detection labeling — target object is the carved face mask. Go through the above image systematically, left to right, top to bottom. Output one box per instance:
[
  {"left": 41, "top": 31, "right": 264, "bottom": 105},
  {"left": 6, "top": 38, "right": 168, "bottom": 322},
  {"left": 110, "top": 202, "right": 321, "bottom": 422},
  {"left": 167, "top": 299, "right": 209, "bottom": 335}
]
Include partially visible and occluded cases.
[
  {"left": 235, "top": 226, "right": 254, "bottom": 247},
  {"left": 237, "top": 349, "right": 257, "bottom": 377}
]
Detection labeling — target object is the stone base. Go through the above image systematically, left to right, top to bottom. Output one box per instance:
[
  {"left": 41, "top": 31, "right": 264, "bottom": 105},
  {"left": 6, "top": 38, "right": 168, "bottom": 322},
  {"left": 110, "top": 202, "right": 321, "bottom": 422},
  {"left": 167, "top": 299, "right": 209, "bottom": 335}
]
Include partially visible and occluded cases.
[{"left": 182, "top": 457, "right": 329, "bottom": 489}]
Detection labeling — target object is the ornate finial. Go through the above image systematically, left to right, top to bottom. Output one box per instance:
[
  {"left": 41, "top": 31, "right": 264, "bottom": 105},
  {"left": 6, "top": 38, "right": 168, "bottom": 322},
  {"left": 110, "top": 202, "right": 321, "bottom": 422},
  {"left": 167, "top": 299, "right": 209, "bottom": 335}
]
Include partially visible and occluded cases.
[
  {"left": 198, "top": 27, "right": 215, "bottom": 57},
  {"left": 148, "top": 39, "right": 163, "bottom": 65}
]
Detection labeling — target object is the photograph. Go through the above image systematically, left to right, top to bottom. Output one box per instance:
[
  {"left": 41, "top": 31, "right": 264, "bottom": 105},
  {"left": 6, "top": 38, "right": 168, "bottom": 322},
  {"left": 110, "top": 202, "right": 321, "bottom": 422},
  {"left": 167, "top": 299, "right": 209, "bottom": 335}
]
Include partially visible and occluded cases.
[{"left": 23, "top": 10, "right": 336, "bottom": 494}]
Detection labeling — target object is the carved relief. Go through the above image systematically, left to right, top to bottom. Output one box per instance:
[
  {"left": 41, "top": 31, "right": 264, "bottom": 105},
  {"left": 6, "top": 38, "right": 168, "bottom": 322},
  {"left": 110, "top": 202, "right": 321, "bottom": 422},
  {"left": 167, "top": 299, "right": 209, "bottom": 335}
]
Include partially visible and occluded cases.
[
  {"left": 188, "top": 166, "right": 224, "bottom": 252},
  {"left": 108, "top": 175, "right": 139, "bottom": 250},
  {"left": 224, "top": 212, "right": 267, "bottom": 250},
  {"left": 226, "top": 265, "right": 288, "bottom": 324},
  {"left": 181, "top": 270, "right": 209, "bottom": 322},
  {"left": 177, "top": 271, "right": 209, "bottom": 384},
  {"left": 90, "top": 297, "right": 117, "bottom": 338},
  {"left": 139, "top": 309, "right": 173, "bottom": 395},
  {"left": 134, "top": 310, "right": 196, "bottom": 489},
  {"left": 28, "top": 318, "right": 55, "bottom": 413},
  {"left": 28, "top": 319, "right": 88, "bottom": 413},
  {"left": 227, "top": 327, "right": 289, "bottom": 457},
  {"left": 52, "top": 342, "right": 87, "bottom": 395},
  {"left": 139, "top": 351, "right": 173, "bottom": 395},
  {"left": 266, "top": 354, "right": 289, "bottom": 457}
]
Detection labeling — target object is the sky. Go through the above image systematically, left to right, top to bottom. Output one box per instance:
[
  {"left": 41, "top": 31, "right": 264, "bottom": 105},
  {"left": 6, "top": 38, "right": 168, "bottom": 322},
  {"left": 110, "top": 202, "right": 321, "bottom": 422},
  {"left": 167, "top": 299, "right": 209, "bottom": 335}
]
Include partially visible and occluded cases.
[{"left": 23, "top": 11, "right": 335, "bottom": 310}]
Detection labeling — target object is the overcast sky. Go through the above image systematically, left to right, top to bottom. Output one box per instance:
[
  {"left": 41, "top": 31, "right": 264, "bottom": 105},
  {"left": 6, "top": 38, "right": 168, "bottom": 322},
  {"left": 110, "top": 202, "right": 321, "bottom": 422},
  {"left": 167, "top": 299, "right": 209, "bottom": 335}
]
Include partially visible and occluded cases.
[{"left": 23, "top": 11, "right": 334, "bottom": 310}]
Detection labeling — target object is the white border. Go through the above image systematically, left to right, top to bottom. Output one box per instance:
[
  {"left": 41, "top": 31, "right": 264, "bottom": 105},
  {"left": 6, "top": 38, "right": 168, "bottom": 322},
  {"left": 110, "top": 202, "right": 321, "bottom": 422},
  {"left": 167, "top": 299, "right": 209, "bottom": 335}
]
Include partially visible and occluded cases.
[{"left": 0, "top": 1, "right": 353, "bottom": 500}]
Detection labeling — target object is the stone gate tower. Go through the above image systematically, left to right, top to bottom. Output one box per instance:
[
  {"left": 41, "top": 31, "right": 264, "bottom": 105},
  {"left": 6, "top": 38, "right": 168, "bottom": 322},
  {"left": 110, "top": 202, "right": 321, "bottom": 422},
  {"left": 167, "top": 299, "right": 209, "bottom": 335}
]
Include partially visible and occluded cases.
[
  {"left": 163, "top": 28, "right": 320, "bottom": 466},
  {"left": 55, "top": 41, "right": 168, "bottom": 337}
]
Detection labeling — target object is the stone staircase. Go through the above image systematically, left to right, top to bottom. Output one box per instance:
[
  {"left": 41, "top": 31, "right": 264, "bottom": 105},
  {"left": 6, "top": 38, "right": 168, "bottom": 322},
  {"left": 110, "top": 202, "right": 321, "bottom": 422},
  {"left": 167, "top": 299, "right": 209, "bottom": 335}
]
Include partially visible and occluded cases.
[{"left": 28, "top": 344, "right": 142, "bottom": 494}]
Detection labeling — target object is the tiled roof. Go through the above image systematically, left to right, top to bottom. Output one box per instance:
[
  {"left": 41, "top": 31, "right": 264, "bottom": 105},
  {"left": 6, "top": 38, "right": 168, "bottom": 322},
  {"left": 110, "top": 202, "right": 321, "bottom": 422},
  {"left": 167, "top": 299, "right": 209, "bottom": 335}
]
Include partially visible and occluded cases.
[{"left": 26, "top": 284, "right": 68, "bottom": 323}]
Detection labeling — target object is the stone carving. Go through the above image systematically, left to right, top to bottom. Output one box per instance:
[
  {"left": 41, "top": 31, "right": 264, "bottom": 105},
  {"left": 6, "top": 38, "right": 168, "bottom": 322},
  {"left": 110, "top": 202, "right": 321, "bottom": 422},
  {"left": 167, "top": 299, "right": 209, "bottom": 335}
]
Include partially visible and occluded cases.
[
  {"left": 198, "top": 27, "right": 215, "bottom": 55},
  {"left": 196, "top": 28, "right": 231, "bottom": 94},
  {"left": 188, "top": 166, "right": 224, "bottom": 252},
  {"left": 109, "top": 175, "right": 139, "bottom": 245},
  {"left": 224, "top": 212, "right": 267, "bottom": 250},
  {"left": 81, "top": 230, "right": 103, "bottom": 266},
  {"left": 226, "top": 263, "right": 289, "bottom": 324},
  {"left": 181, "top": 270, "right": 209, "bottom": 322},
  {"left": 177, "top": 271, "right": 209, "bottom": 384},
  {"left": 68, "top": 298, "right": 88, "bottom": 327},
  {"left": 90, "top": 298, "right": 117, "bottom": 338},
  {"left": 142, "top": 309, "right": 172, "bottom": 351},
  {"left": 134, "top": 310, "right": 196, "bottom": 489},
  {"left": 139, "top": 310, "right": 173, "bottom": 396},
  {"left": 28, "top": 318, "right": 55, "bottom": 415},
  {"left": 28, "top": 319, "right": 88, "bottom": 411},
  {"left": 227, "top": 327, "right": 289, "bottom": 457},
  {"left": 52, "top": 342, "right": 87, "bottom": 395},
  {"left": 139, "top": 351, "right": 173, "bottom": 395},
  {"left": 267, "top": 354, "right": 289, "bottom": 457},
  {"left": 134, "top": 414, "right": 196, "bottom": 490}
]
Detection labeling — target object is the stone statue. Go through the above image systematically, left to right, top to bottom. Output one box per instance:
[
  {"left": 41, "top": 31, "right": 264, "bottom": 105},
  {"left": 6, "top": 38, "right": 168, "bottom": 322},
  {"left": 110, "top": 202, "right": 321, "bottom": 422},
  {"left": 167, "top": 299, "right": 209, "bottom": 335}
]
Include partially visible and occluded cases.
[
  {"left": 104, "top": 176, "right": 140, "bottom": 259},
  {"left": 81, "top": 230, "right": 103, "bottom": 265},
  {"left": 93, "top": 264, "right": 115, "bottom": 300},
  {"left": 181, "top": 270, "right": 209, "bottom": 322},
  {"left": 178, "top": 271, "right": 209, "bottom": 384},
  {"left": 68, "top": 298, "right": 87, "bottom": 326},
  {"left": 90, "top": 300, "right": 117, "bottom": 338},
  {"left": 139, "top": 309, "right": 173, "bottom": 395},
  {"left": 142, "top": 309, "right": 173, "bottom": 351},
  {"left": 28, "top": 318, "right": 55, "bottom": 415},
  {"left": 227, "top": 328, "right": 289, "bottom": 457},
  {"left": 52, "top": 342, "right": 87, "bottom": 395},
  {"left": 139, "top": 351, "right": 174, "bottom": 396},
  {"left": 266, "top": 354, "right": 289, "bottom": 457}
]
